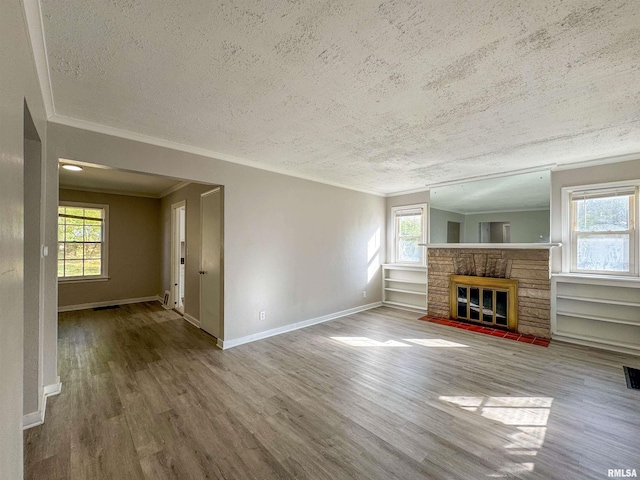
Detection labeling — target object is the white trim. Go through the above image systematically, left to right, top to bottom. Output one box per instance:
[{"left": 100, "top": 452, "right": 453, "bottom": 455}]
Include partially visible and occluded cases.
[
  {"left": 22, "top": 0, "right": 55, "bottom": 118},
  {"left": 49, "top": 115, "right": 386, "bottom": 197},
  {"left": 552, "top": 152, "right": 640, "bottom": 172},
  {"left": 418, "top": 165, "right": 556, "bottom": 192},
  {"left": 160, "top": 181, "right": 191, "bottom": 198},
  {"left": 562, "top": 181, "right": 640, "bottom": 276},
  {"left": 171, "top": 200, "right": 186, "bottom": 313},
  {"left": 391, "top": 203, "right": 428, "bottom": 265},
  {"left": 425, "top": 243, "right": 561, "bottom": 249},
  {"left": 552, "top": 272, "right": 640, "bottom": 287},
  {"left": 58, "top": 296, "right": 159, "bottom": 312},
  {"left": 381, "top": 301, "right": 427, "bottom": 313},
  {"left": 217, "top": 302, "right": 383, "bottom": 350},
  {"left": 183, "top": 313, "right": 200, "bottom": 328},
  {"left": 552, "top": 334, "right": 640, "bottom": 356},
  {"left": 23, "top": 379, "right": 62, "bottom": 430}
]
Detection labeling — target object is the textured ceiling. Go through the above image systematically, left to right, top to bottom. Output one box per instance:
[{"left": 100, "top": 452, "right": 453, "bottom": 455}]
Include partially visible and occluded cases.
[
  {"left": 41, "top": 0, "right": 640, "bottom": 194},
  {"left": 59, "top": 161, "right": 184, "bottom": 197}
]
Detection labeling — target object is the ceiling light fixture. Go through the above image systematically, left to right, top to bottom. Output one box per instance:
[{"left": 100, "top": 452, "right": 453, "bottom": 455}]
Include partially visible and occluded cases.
[{"left": 61, "top": 164, "right": 83, "bottom": 172}]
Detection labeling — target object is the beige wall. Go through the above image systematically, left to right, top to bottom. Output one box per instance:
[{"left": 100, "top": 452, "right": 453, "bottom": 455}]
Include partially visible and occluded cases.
[
  {"left": 1, "top": 0, "right": 48, "bottom": 475},
  {"left": 47, "top": 123, "right": 386, "bottom": 343},
  {"left": 160, "top": 183, "right": 219, "bottom": 322},
  {"left": 58, "top": 189, "right": 162, "bottom": 307}
]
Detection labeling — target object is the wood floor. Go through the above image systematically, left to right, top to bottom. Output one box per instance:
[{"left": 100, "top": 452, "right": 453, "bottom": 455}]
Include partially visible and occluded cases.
[{"left": 24, "top": 303, "right": 640, "bottom": 480}]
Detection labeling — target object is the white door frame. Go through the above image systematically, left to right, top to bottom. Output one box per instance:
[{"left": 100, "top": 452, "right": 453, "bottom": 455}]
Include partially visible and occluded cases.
[{"left": 170, "top": 200, "right": 186, "bottom": 312}]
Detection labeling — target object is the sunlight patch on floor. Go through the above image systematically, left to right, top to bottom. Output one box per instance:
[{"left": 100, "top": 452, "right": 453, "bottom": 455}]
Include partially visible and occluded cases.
[
  {"left": 330, "top": 337, "right": 470, "bottom": 348},
  {"left": 439, "top": 395, "right": 553, "bottom": 477}
]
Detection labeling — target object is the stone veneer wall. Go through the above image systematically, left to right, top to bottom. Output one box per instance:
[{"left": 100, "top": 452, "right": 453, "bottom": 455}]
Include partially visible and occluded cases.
[{"left": 427, "top": 248, "right": 551, "bottom": 338}]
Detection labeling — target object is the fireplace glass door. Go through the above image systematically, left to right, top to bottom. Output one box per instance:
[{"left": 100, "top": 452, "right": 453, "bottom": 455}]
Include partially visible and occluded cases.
[{"left": 456, "top": 285, "right": 509, "bottom": 327}]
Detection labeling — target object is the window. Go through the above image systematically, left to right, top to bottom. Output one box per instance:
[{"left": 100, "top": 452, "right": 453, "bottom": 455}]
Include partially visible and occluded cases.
[
  {"left": 569, "top": 187, "right": 637, "bottom": 275},
  {"left": 58, "top": 202, "right": 108, "bottom": 280},
  {"left": 392, "top": 204, "right": 427, "bottom": 264}
]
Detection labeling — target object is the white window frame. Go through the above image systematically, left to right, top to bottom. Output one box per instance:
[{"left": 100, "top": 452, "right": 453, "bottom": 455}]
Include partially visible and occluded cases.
[
  {"left": 562, "top": 181, "right": 639, "bottom": 277},
  {"left": 58, "top": 201, "right": 110, "bottom": 283},
  {"left": 391, "top": 203, "right": 427, "bottom": 265}
]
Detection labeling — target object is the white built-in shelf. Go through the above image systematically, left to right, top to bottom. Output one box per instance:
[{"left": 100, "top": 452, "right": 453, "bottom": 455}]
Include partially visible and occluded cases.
[
  {"left": 424, "top": 243, "right": 561, "bottom": 250},
  {"left": 382, "top": 265, "right": 427, "bottom": 312},
  {"left": 552, "top": 276, "right": 640, "bottom": 354},
  {"left": 384, "top": 278, "right": 427, "bottom": 285},
  {"left": 384, "top": 288, "right": 426, "bottom": 295},
  {"left": 556, "top": 295, "right": 640, "bottom": 308},
  {"left": 555, "top": 311, "right": 640, "bottom": 327}
]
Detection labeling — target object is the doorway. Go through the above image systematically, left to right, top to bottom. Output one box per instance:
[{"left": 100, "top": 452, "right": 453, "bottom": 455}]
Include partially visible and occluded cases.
[
  {"left": 23, "top": 101, "right": 43, "bottom": 421},
  {"left": 171, "top": 201, "right": 186, "bottom": 313}
]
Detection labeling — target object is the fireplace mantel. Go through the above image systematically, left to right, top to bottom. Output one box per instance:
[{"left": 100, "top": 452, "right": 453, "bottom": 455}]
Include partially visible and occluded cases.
[{"left": 423, "top": 243, "right": 561, "bottom": 250}]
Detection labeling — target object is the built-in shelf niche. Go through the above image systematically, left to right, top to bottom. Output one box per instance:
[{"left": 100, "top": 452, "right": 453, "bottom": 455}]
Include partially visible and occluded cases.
[{"left": 382, "top": 264, "right": 427, "bottom": 311}]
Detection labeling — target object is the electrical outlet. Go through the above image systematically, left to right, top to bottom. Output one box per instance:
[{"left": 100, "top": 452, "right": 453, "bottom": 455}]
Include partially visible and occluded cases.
[
  {"left": 362, "top": 291, "right": 367, "bottom": 298},
  {"left": 259, "top": 311, "right": 266, "bottom": 320}
]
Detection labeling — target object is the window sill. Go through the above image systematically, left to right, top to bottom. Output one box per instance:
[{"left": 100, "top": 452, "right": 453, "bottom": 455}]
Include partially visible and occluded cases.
[
  {"left": 552, "top": 273, "right": 640, "bottom": 286},
  {"left": 58, "top": 276, "right": 110, "bottom": 284}
]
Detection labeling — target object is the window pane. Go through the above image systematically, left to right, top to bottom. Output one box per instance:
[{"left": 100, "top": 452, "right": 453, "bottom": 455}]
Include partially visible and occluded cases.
[
  {"left": 574, "top": 195, "right": 630, "bottom": 232},
  {"left": 83, "top": 208, "right": 103, "bottom": 219},
  {"left": 398, "top": 215, "right": 422, "bottom": 237},
  {"left": 58, "top": 225, "right": 65, "bottom": 242},
  {"left": 65, "top": 225, "right": 84, "bottom": 242},
  {"left": 84, "top": 225, "right": 102, "bottom": 242},
  {"left": 577, "top": 234, "right": 630, "bottom": 272},
  {"left": 397, "top": 237, "right": 420, "bottom": 262},
  {"left": 58, "top": 243, "right": 65, "bottom": 260},
  {"left": 65, "top": 243, "right": 83, "bottom": 260},
  {"left": 84, "top": 243, "right": 101, "bottom": 260},
  {"left": 84, "top": 259, "right": 101, "bottom": 276},
  {"left": 64, "top": 260, "right": 84, "bottom": 277},
  {"left": 57, "top": 261, "right": 64, "bottom": 277}
]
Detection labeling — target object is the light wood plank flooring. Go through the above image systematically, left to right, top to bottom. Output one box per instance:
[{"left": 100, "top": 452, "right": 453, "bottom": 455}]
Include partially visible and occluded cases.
[{"left": 24, "top": 303, "right": 640, "bottom": 479}]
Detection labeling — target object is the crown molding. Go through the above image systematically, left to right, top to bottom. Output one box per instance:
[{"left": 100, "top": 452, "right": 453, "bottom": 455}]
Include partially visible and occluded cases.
[
  {"left": 23, "top": 0, "right": 55, "bottom": 117},
  {"left": 48, "top": 115, "right": 387, "bottom": 197},
  {"left": 551, "top": 152, "right": 640, "bottom": 171},
  {"left": 159, "top": 181, "right": 191, "bottom": 198}
]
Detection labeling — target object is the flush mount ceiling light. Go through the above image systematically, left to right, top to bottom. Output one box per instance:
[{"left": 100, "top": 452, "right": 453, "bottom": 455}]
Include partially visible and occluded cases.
[{"left": 61, "top": 164, "right": 83, "bottom": 172}]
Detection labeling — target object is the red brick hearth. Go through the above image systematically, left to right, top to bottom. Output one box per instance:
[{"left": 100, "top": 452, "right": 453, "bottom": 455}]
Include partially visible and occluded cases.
[{"left": 419, "top": 315, "right": 551, "bottom": 347}]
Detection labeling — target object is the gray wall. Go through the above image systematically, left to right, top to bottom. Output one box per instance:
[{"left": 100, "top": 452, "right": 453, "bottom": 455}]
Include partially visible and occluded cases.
[
  {"left": 0, "top": 0, "right": 48, "bottom": 475},
  {"left": 46, "top": 123, "right": 386, "bottom": 342},
  {"left": 24, "top": 137, "right": 42, "bottom": 417},
  {"left": 160, "top": 183, "right": 219, "bottom": 322},
  {"left": 58, "top": 189, "right": 162, "bottom": 308},
  {"left": 429, "top": 208, "right": 465, "bottom": 243},
  {"left": 463, "top": 210, "right": 550, "bottom": 243}
]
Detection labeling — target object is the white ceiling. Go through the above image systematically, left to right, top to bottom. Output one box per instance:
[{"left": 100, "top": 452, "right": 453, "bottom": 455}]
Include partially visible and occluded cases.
[
  {"left": 40, "top": 0, "right": 640, "bottom": 194},
  {"left": 58, "top": 161, "right": 185, "bottom": 198}
]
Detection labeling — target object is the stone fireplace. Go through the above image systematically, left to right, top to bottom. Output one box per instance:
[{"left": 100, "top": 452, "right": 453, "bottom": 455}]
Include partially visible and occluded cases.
[{"left": 427, "top": 247, "right": 552, "bottom": 338}]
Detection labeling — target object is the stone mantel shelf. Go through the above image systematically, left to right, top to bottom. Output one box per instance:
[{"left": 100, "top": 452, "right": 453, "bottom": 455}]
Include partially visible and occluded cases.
[{"left": 421, "top": 243, "right": 561, "bottom": 250}]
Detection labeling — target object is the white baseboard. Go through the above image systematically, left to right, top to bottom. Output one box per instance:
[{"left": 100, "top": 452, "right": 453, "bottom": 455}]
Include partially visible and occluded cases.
[
  {"left": 58, "top": 296, "right": 159, "bottom": 312},
  {"left": 218, "top": 301, "right": 383, "bottom": 350},
  {"left": 183, "top": 313, "right": 200, "bottom": 328},
  {"left": 552, "top": 333, "right": 640, "bottom": 356},
  {"left": 23, "top": 378, "right": 62, "bottom": 430}
]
